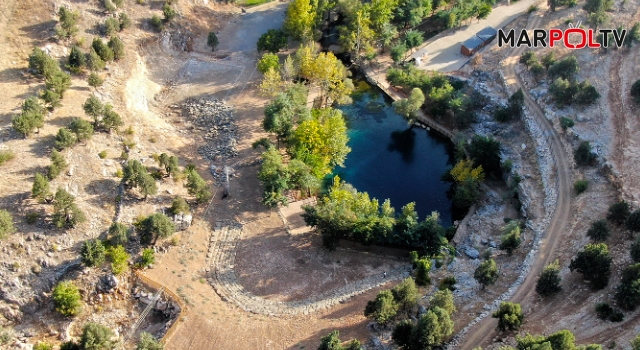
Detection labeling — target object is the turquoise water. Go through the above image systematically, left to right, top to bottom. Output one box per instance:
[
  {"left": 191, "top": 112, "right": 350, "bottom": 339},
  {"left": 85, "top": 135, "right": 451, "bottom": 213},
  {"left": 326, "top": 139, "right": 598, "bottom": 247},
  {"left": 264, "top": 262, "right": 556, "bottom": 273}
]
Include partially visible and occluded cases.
[{"left": 335, "top": 88, "right": 455, "bottom": 226}]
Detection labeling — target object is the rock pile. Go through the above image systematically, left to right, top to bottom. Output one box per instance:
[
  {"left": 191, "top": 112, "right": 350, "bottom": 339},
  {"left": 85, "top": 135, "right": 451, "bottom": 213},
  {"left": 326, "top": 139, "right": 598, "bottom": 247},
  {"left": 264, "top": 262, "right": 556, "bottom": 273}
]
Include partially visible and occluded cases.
[
  {"left": 181, "top": 99, "right": 238, "bottom": 161},
  {"left": 97, "top": 274, "right": 119, "bottom": 294},
  {"left": 132, "top": 288, "right": 181, "bottom": 319}
]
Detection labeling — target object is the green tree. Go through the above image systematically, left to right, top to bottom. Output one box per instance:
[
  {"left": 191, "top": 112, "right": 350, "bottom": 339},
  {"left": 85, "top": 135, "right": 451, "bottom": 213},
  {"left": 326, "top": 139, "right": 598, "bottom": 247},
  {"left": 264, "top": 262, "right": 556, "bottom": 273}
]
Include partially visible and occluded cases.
[
  {"left": 284, "top": 0, "right": 316, "bottom": 41},
  {"left": 369, "top": 0, "right": 400, "bottom": 31},
  {"left": 394, "top": 0, "right": 431, "bottom": 28},
  {"left": 583, "top": 0, "right": 613, "bottom": 12},
  {"left": 163, "top": 3, "right": 176, "bottom": 21},
  {"left": 476, "top": 4, "right": 492, "bottom": 20},
  {"left": 56, "top": 7, "right": 79, "bottom": 38},
  {"left": 119, "top": 12, "right": 132, "bottom": 30},
  {"left": 104, "top": 17, "right": 121, "bottom": 36},
  {"left": 379, "top": 22, "right": 398, "bottom": 51},
  {"left": 257, "top": 29, "right": 288, "bottom": 53},
  {"left": 404, "top": 29, "right": 424, "bottom": 51},
  {"left": 207, "top": 31, "right": 219, "bottom": 51},
  {"left": 108, "top": 36, "right": 125, "bottom": 60},
  {"left": 92, "top": 38, "right": 114, "bottom": 62},
  {"left": 390, "top": 43, "right": 408, "bottom": 63},
  {"left": 68, "top": 46, "right": 86, "bottom": 72},
  {"left": 29, "top": 47, "right": 59, "bottom": 77},
  {"left": 87, "top": 48, "right": 106, "bottom": 71},
  {"left": 541, "top": 52, "right": 556, "bottom": 69},
  {"left": 258, "top": 53, "right": 280, "bottom": 74},
  {"left": 548, "top": 56, "right": 579, "bottom": 80},
  {"left": 259, "top": 67, "right": 284, "bottom": 97},
  {"left": 45, "top": 69, "right": 72, "bottom": 98},
  {"left": 88, "top": 73, "right": 104, "bottom": 89},
  {"left": 393, "top": 88, "right": 425, "bottom": 125},
  {"left": 84, "top": 95, "right": 105, "bottom": 121},
  {"left": 13, "top": 97, "right": 45, "bottom": 137},
  {"left": 101, "top": 104, "right": 123, "bottom": 132},
  {"left": 68, "top": 118, "right": 94, "bottom": 143},
  {"left": 55, "top": 128, "right": 78, "bottom": 150},
  {"left": 468, "top": 135, "right": 502, "bottom": 179},
  {"left": 574, "top": 141, "right": 595, "bottom": 167},
  {"left": 258, "top": 148, "right": 290, "bottom": 206},
  {"left": 48, "top": 150, "right": 68, "bottom": 179},
  {"left": 157, "top": 153, "right": 179, "bottom": 177},
  {"left": 122, "top": 160, "right": 157, "bottom": 199},
  {"left": 185, "top": 167, "right": 211, "bottom": 203},
  {"left": 32, "top": 173, "right": 50, "bottom": 201},
  {"left": 52, "top": 188, "right": 86, "bottom": 229},
  {"left": 171, "top": 197, "right": 190, "bottom": 215},
  {"left": 627, "top": 209, "right": 640, "bottom": 232},
  {"left": 0, "top": 210, "right": 16, "bottom": 239},
  {"left": 136, "top": 213, "right": 176, "bottom": 244},
  {"left": 499, "top": 220, "right": 522, "bottom": 256},
  {"left": 586, "top": 220, "right": 609, "bottom": 241},
  {"left": 108, "top": 222, "right": 129, "bottom": 246},
  {"left": 632, "top": 236, "right": 640, "bottom": 263},
  {"left": 80, "top": 239, "right": 107, "bottom": 267},
  {"left": 569, "top": 243, "right": 612, "bottom": 289},
  {"left": 108, "top": 245, "right": 129, "bottom": 275},
  {"left": 138, "top": 248, "right": 156, "bottom": 268},
  {"left": 415, "top": 258, "right": 431, "bottom": 286},
  {"left": 474, "top": 259, "right": 499, "bottom": 289},
  {"left": 536, "top": 260, "right": 562, "bottom": 297},
  {"left": 614, "top": 263, "right": 640, "bottom": 310},
  {"left": 392, "top": 277, "right": 419, "bottom": 312},
  {"left": 53, "top": 281, "right": 82, "bottom": 317},
  {"left": 364, "top": 289, "right": 398, "bottom": 324},
  {"left": 429, "top": 289, "right": 455, "bottom": 314},
  {"left": 492, "top": 302, "right": 523, "bottom": 331},
  {"left": 411, "top": 306, "right": 453, "bottom": 349},
  {"left": 392, "top": 320, "right": 414, "bottom": 349},
  {"left": 80, "top": 323, "right": 114, "bottom": 350},
  {"left": 318, "top": 330, "right": 342, "bottom": 350},
  {"left": 137, "top": 332, "right": 163, "bottom": 350},
  {"left": 633, "top": 334, "right": 640, "bottom": 350},
  {"left": 34, "top": 342, "right": 54, "bottom": 350}
]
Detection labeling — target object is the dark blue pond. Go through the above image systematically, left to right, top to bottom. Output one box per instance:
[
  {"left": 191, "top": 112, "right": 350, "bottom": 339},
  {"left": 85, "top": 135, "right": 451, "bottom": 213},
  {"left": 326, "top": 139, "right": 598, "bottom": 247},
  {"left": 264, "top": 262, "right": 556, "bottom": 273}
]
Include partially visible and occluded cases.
[{"left": 334, "top": 86, "right": 455, "bottom": 226}]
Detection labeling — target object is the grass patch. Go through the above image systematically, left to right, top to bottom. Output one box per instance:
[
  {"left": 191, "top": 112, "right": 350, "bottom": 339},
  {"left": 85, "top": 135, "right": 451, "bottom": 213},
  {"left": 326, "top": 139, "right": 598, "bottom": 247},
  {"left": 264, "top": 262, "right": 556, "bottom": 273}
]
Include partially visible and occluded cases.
[
  {"left": 238, "top": 0, "right": 275, "bottom": 6},
  {"left": 574, "top": 179, "right": 589, "bottom": 194}
]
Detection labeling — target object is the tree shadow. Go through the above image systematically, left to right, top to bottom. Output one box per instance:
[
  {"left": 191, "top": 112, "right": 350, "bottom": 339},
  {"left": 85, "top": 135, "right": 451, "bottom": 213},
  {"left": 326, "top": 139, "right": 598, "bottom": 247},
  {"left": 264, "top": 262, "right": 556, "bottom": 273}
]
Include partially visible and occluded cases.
[
  {"left": 19, "top": 21, "right": 57, "bottom": 41},
  {"left": 0, "top": 67, "right": 29, "bottom": 84},
  {"left": 387, "top": 128, "right": 416, "bottom": 163},
  {"left": 27, "top": 134, "right": 55, "bottom": 158}
]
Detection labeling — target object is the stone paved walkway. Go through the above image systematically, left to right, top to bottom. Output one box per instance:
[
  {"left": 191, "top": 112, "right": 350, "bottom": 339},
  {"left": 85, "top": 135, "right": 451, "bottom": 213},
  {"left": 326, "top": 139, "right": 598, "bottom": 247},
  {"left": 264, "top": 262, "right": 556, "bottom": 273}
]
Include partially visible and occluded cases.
[{"left": 205, "top": 220, "right": 412, "bottom": 316}]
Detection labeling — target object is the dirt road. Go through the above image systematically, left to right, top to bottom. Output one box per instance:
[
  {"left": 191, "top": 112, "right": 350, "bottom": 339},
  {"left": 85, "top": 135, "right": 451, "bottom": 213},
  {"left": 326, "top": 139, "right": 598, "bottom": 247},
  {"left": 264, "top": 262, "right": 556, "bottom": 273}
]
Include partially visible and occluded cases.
[{"left": 456, "top": 9, "right": 573, "bottom": 348}]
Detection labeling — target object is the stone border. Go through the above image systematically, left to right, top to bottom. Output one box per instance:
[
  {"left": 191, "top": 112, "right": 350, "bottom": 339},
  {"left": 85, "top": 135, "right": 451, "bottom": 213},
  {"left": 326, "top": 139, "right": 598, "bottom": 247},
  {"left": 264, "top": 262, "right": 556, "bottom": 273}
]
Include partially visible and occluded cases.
[{"left": 205, "top": 220, "right": 412, "bottom": 316}]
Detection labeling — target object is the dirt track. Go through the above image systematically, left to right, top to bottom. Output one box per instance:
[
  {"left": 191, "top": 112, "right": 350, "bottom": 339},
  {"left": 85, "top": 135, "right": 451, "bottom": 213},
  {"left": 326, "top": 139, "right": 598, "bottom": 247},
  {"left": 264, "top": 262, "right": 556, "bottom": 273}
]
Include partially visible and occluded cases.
[{"left": 456, "top": 8, "right": 574, "bottom": 348}]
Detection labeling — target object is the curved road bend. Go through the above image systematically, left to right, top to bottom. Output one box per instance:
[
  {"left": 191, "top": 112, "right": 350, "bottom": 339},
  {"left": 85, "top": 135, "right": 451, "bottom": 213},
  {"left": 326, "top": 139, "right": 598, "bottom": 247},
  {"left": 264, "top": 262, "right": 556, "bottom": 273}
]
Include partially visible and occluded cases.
[{"left": 457, "top": 9, "right": 573, "bottom": 349}]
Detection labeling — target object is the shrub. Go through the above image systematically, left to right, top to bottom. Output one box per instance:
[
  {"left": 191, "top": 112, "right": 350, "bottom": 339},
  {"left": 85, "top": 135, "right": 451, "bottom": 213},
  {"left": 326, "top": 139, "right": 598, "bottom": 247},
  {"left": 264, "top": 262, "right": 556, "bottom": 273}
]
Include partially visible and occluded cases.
[
  {"left": 103, "top": 0, "right": 117, "bottom": 11},
  {"left": 163, "top": 4, "right": 176, "bottom": 21},
  {"left": 527, "top": 5, "right": 537, "bottom": 12},
  {"left": 56, "top": 7, "right": 79, "bottom": 39},
  {"left": 119, "top": 13, "right": 132, "bottom": 30},
  {"left": 150, "top": 15, "right": 163, "bottom": 31},
  {"left": 104, "top": 17, "right": 121, "bottom": 36},
  {"left": 256, "top": 29, "right": 288, "bottom": 53},
  {"left": 207, "top": 32, "right": 219, "bottom": 51},
  {"left": 108, "top": 36, "right": 125, "bottom": 60},
  {"left": 92, "top": 38, "right": 114, "bottom": 62},
  {"left": 390, "top": 43, "right": 408, "bottom": 63},
  {"left": 67, "top": 46, "right": 86, "bottom": 72},
  {"left": 28, "top": 48, "right": 58, "bottom": 77},
  {"left": 87, "top": 49, "right": 106, "bottom": 71},
  {"left": 519, "top": 50, "right": 537, "bottom": 67},
  {"left": 541, "top": 52, "right": 557, "bottom": 69},
  {"left": 257, "top": 53, "right": 280, "bottom": 74},
  {"left": 548, "top": 56, "right": 579, "bottom": 80},
  {"left": 529, "top": 62, "right": 545, "bottom": 79},
  {"left": 45, "top": 69, "right": 72, "bottom": 98},
  {"left": 88, "top": 73, "right": 104, "bottom": 88},
  {"left": 631, "top": 79, "right": 640, "bottom": 104},
  {"left": 41, "top": 89, "right": 62, "bottom": 110},
  {"left": 101, "top": 104, "right": 124, "bottom": 132},
  {"left": 560, "top": 117, "right": 575, "bottom": 130},
  {"left": 68, "top": 118, "right": 94, "bottom": 142},
  {"left": 55, "top": 128, "right": 78, "bottom": 149},
  {"left": 574, "top": 141, "right": 595, "bottom": 166},
  {"left": 0, "top": 149, "right": 15, "bottom": 166},
  {"left": 48, "top": 150, "right": 68, "bottom": 180},
  {"left": 98, "top": 150, "right": 108, "bottom": 159},
  {"left": 185, "top": 167, "right": 212, "bottom": 203},
  {"left": 32, "top": 173, "right": 50, "bottom": 200},
  {"left": 574, "top": 179, "right": 588, "bottom": 194},
  {"left": 52, "top": 188, "right": 86, "bottom": 229},
  {"left": 170, "top": 197, "right": 190, "bottom": 215},
  {"left": 608, "top": 201, "right": 631, "bottom": 225},
  {"left": 627, "top": 209, "right": 640, "bottom": 232},
  {"left": 0, "top": 210, "right": 16, "bottom": 239},
  {"left": 136, "top": 213, "right": 176, "bottom": 244},
  {"left": 499, "top": 220, "right": 522, "bottom": 255},
  {"left": 586, "top": 220, "right": 609, "bottom": 241},
  {"left": 108, "top": 222, "right": 129, "bottom": 246},
  {"left": 632, "top": 236, "right": 640, "bottom": 262},
  {"left": 81, "top": 239, "right": 106, "bottom": 267},
  {"left": 569, "top": 243, "right": 612, "bottom": 289},
  {"left": 108, "top": 245, "right": 129, "bottom": 275},
  {"left": 138, "top": 248, "right": 155, "bottom": 268},
  {"left": 415, "top": 258, "right": 431, "bottom": 286},
  {"left": 474, "top": 259, "right": 499, "bottom": 289},
  {"left": 536, "top": 260, "right": 562, "bottom": 297},
  {"left": 615, "top": 263, "right": 640, "bottom": 310},
  {"left": 439, "top": 276, "right": 457, "bottom": 291},
  {"left": 53, "top": 281, "right": 82, "bottom": 317},
  {"left": 364, "top": 290, "right": 398, "bottom": 324},
  {"left": 492, "top": 302, "right": 523, "bottom": 331},
  {"left": 392, "top": 320, "right": 414, "bottom": 349},
  {"left": 80, "top": 323, "right": 114, "bottom": 349},
  {"left": 137, "top": 332, "right": 163, "bottom": 350},
  {"left": 34, "top": 342, "right": 53, "bottom": 350}
]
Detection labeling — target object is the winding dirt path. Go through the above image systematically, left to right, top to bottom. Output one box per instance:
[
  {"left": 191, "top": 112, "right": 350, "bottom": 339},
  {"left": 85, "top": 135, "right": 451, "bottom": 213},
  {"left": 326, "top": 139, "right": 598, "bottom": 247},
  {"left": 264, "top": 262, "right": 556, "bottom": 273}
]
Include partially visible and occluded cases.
[{"left": 456, "top": 9, "right": 573, "bottom": 348}]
